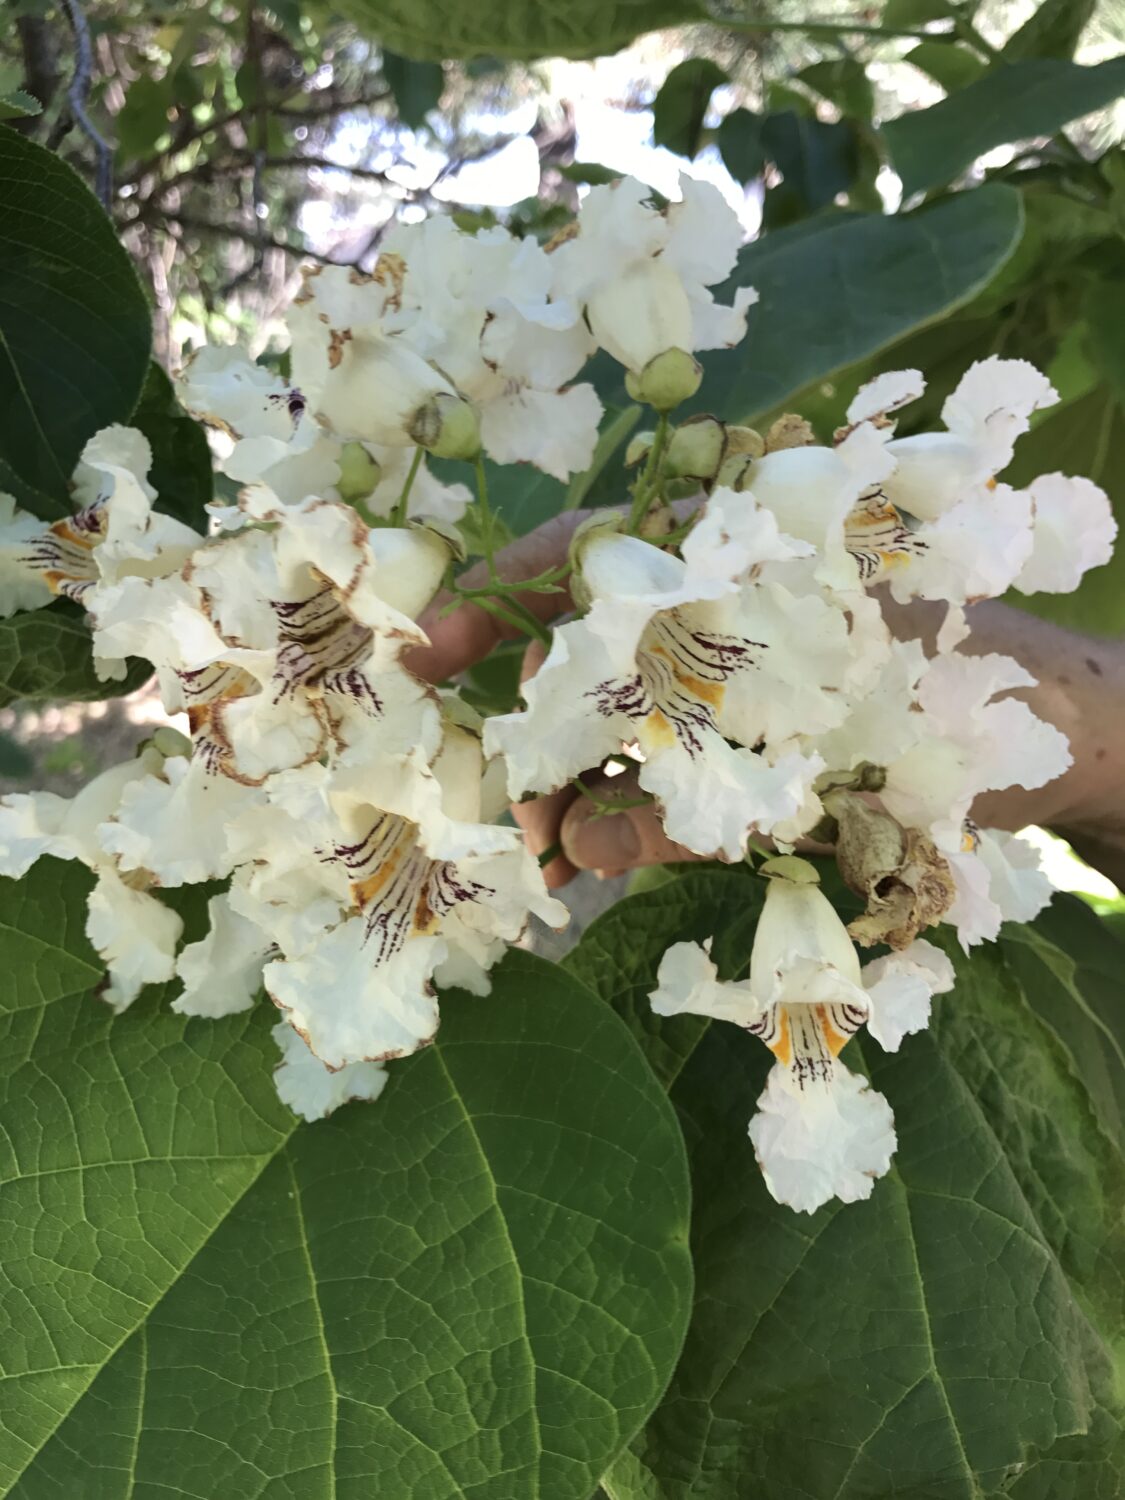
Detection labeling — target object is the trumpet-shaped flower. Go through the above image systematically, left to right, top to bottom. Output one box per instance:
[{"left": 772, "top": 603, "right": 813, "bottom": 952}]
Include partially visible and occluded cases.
[
  {"left": 549, "top": 176, "right": 756, "bottom": 402},
  {"left": 381, "top": 216, "right": 602, "bottom": 479},
  {"left": 287, "top": 263, "right": 480, "bottom": 458},
  {"left": 0, "top": 427, "right": 200, "bottom": 626},
  {"left": 486, "top": 493, "right": 881, "bottom": 858},
  {"left": 262, "top": 723, "right": 565, "bottom": 1068},
  {"left": 649, "top": 863, "right": 954, "bottom": 1212}
]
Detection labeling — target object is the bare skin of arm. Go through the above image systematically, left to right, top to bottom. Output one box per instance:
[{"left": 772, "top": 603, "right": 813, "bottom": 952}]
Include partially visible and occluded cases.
[{"left": 406, "top": 512, "right": 1125, "bottom": 889}]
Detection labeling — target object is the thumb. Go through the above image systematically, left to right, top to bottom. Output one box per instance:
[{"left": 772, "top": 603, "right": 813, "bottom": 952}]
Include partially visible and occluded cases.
[{"left": 561, "top": 796, "right": 710, "bottom": 873}]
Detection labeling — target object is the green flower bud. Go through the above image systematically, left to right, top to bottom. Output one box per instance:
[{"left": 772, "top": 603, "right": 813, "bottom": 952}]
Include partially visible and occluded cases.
[
  {"left": 624, "top": 348, "right": 703, "bottom": 412},
  {"left": 409, "top": 393, "right": 481, "bottom": 461},
  {"left": 666, "top": 415, "right": 726, "bottom": 481},
  {"left": 335, "top": 442, "right": 382, "bottom": 504},
  {"left": 146, "top": 726, "right": 192, "bottom": 760},
  {"left": 760, "top": 854, "right": 821, "bottom": 885}
]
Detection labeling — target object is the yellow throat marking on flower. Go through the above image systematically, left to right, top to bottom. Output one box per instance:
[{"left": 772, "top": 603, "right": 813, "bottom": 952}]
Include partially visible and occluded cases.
[
  {"left": 641, "top": 707, "right": 677, "bottom": 749},
  {"left": 751, "top": 1000, "right": 866, "bottom": 1087}
]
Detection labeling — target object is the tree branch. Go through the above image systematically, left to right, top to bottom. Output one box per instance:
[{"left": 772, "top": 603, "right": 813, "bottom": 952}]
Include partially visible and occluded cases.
[
  {"left": 47, "top": 0, "right": 113, "bottom": 206},
  {"left": 153, "top": 210, "right": 350, "bottom": 266}
]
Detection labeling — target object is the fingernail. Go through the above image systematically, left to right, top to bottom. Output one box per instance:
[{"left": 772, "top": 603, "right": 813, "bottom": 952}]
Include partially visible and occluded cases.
[{"left": 568, "top": 811, "right": 641, "bottom": 870}]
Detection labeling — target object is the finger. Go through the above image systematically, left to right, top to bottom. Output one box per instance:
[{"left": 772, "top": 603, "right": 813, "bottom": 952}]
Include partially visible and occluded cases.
[
  {"left": 407, "top": 511, "right": 587, "bottom": 684},
  {"left": 560, "top": 770, "right": 711, "bottom": 872},
  {"left": 514, "top": 786, "right": 581, "bottom": 889}
]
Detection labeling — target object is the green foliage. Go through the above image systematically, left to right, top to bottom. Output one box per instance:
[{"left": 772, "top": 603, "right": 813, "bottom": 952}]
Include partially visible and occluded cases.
[
  {"left": 332, "top": 0, "right": 703, "bottom": 61},
  {"left": 883, "top": 0, "right": 977, "bottom": 23},
  {"left": 1000, "top": 0, "right": 1097, "bottom": 62},
  {"left": 905, "top": 40, "right": 987, "bottom": 93},
  {"left": 382, "top": 50, "right": 445, "bottom": 127},
  {"left": 886, "top": 56, "right": 1125, "bottom": 196},
  {"left": 796, "top": 57, "right": 874, "bottom": 120},
  {"left": 652, "top": 58, "right": 728, "bottom": 159},
  {"left": 115, "top": 74, "right": 173, "bottom": 161},
  {"left": 0, "top": 89, "right": 41, "bottom": 122},
  {"left": 716, "top": 107, "right": 765, "bottom": 181},
  {"left": 760, "top": 110, "right": 859, "bottom": 221},
  {"left": 0, "top": 132, "right": 151, "bottom": 505},
  {"left": 696, "top": 184, "right": 1023, "bottom": 424},
  {"left": 129, "top": 363, "right": 213, "bottom": 530},
  {"left": 0, "top": 603, "right": 151, "bottom": 711},
  {"left": 0, "top": 859, "right": 693, "bottom": 1498},
  {"left": 566, "top": 866, "right": 1125, "bottom": 1500}
]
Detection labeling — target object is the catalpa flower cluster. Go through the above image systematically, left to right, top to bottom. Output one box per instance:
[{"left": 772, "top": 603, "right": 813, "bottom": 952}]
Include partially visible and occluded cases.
[{"left": 0, "top": 175, "right": 1115, "bottom": 1212}]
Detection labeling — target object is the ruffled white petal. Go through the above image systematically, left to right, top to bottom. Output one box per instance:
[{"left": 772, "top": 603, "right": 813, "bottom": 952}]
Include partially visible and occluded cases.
[
  {"left": 479, "top": 384, "right": 602, "bottom": 481},
  {"left": 1015, "top": 473, "right": 1117, "bottom": 595},
  {"left": 0, "top": 495, "right": 53, "bottom": 617},
  {"left": 100, "top": 756, "right": 261, "bottom": 886},
  {"left": 86, "top": 869, "right": 183, "bottom": 1012},
  {"left": 173, "top": 893, "right": 273, "bottom": 1017},
  {"left": 264, "top": 917, "right": 444, "bottom": 1069},
  {"left": 650, "top": 939, "right": 763, "bottom": 1025},
  {"left": 862, "top": 939, "right": 955, "bottom": 1052},
  {"left": 272, "top": 1020, "right": 388, "bottom": 1120},
  {"left": 749, "top": 1065, "right": 896, "bottom": 1214}
]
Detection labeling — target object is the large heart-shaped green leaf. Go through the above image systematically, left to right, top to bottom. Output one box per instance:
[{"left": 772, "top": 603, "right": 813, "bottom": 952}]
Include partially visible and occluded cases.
[
  {"left": 333, "top": 0, "right": 702, "bottom": 61},
  {"left": 885, "top": 55, "right": 1125, "bottom": 197},
  {"left": 0, "top": 132, "right": 151, "bottom": 507},
  {"left": 0, "top": 860, "right": 692, "bottom": 1498},
  {"left": 566, "top": 865, "right": 1125, "bottom": 1500}
]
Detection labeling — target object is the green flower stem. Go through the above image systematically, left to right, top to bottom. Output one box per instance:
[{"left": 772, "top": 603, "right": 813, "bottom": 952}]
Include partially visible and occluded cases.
[
  {"left": 627, "top": 413, "right": 671, "bottom": 534},
  {"left": 390, "top": 446, "right": 424, "bottom": 526},
  {"left": 474, "top": 454, "right": 501, "bottom": 578},
  {"left": 572, "top": 776, "right": 655, "bottom": 820}
]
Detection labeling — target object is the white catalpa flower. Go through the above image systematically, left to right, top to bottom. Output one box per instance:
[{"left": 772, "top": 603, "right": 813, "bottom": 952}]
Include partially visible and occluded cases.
[
  {"left": 549, "top": 176, "right": 756, "bottom": 406},
  {"left": 382, "top": 216, "right": 602, "bottom": 479},
  {"left": 287, "top": 263, "right": 480, "bottom": 458},
  {"left": 180, "top": 344, "right": 471, "bottom": 527},
  {"left": 880, "top": 357, "right": 1056, "bottom": 521},
  {"left": 835, "top": 363, "right": 1111, "bottom": 607},
  {"left": 0, "top": 426, "right": 200, "bottom": 624},
  {"left": 485, "top": 493, "right": 884, "bottom": 859},
  {"left": 879, "top": 651, "right": 1071, "bottom": 842},
  {"left": 263, "top": 723, "right": 565, "bottom": 1069},
  {"left": 0, "top": 741, "right": 191, "bottom": 1009},
  {"left": 943, "top": 825, "right": 1054, "bottom": 949},
  {"left": 649, "top": 861, "right": 954, "bottom": 1213},
  {"left": 272, "top": 1020, "right": 389, "bottom": 1121}
]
